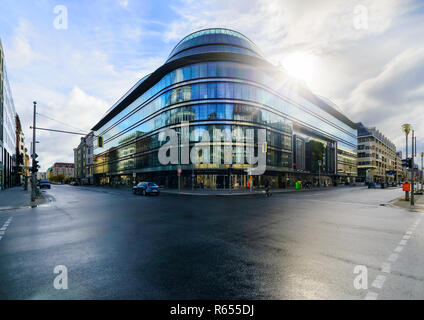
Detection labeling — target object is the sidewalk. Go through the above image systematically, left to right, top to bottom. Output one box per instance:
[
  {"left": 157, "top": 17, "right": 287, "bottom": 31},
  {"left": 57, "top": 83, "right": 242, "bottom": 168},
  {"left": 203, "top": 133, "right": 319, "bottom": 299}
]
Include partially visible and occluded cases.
[
  {"left": 160, "top": 184, "right": 368, "bottom": 196},
  {"left": 0, "top": 186, "right": 45, "bottom": 211},
  {"left": 388, "top": 192, "right": 424, "bottom": 212}
]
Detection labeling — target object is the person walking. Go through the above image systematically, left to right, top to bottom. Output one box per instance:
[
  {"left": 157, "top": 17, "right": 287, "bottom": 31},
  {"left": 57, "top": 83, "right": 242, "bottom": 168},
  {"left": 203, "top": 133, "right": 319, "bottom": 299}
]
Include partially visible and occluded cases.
[{"left": 264, "top": 179, "right": 271, "bottom": 197}]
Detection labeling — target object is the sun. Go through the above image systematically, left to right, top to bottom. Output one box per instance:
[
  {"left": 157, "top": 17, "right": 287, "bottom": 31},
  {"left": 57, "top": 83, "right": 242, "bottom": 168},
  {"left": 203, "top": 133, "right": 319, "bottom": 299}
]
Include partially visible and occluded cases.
[{"left": 281, "top": 52, "right": 318, "bottom": 85}]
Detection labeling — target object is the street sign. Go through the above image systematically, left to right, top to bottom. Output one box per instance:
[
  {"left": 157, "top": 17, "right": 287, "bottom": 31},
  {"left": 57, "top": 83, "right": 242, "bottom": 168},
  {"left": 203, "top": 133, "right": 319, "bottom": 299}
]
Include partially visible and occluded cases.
[
  {"left": 386, "top": 171, "right": 396, "bottom": 175},
  {"left": 403, "top": 182, "right": 411, "bottom": 192}
]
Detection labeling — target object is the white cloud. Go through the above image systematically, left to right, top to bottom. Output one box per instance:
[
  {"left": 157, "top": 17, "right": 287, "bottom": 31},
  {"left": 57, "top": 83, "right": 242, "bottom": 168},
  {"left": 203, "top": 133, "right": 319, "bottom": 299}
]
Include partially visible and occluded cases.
[
  {"left": 118, "top": 0, "right": 129, "bottom": 8},
  {"left": 5, "top": 20, "right": 42, "bottom": 68},
  {"left": 346, "top": 47, "right": 424, "bottom": 150},
  {"left": 34, "top": 87, "right": 109, "bottom": 171}
]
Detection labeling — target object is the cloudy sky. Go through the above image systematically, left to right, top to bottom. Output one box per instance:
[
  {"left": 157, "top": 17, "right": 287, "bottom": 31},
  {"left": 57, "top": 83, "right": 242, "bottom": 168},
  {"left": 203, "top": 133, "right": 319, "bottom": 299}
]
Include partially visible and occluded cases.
[{"left": 1, "top": 0, "right": 423, "bottom": 170}]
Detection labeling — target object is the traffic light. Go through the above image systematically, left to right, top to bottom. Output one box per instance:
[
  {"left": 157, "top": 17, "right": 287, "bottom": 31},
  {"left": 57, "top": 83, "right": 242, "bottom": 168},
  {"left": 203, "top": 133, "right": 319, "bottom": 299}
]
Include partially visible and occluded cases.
[
  {"left": 98, "top": 136, "right": 103, "bottom": 148},
  {"left": 31, "top": 153, "right": 39, "bottom": 173},
  {"left": 402, "top": 158, "right": 413, "bottom": 169}
]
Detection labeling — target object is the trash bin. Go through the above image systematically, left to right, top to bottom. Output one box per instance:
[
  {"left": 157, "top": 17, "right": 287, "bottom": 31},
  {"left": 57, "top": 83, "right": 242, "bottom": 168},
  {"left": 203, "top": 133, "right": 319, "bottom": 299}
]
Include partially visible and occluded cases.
[{"left": 295, "top": 181, "right": 302, "bottom": 190}]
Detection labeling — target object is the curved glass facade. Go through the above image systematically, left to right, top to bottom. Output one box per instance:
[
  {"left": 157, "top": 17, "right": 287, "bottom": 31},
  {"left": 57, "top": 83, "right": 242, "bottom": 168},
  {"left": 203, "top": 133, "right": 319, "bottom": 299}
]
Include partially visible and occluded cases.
[{"left": 93, "top": 29, "right": 357, "bottom": 189}]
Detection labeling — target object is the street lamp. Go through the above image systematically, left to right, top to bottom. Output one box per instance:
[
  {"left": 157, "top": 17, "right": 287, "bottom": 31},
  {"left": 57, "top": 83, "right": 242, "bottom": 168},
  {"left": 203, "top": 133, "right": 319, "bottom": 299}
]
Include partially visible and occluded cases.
[
  {"left": 402, "top": 124, "right": 412, "bottom": 200},
  {"left": 176, "top": 131, "right": 181, "bottom": 192},
  {"left": 421, "top": 152, "right": 424, "bottom": 191},
  {"left": 318, "top": 159, "right": 322, "bottom": 188}
]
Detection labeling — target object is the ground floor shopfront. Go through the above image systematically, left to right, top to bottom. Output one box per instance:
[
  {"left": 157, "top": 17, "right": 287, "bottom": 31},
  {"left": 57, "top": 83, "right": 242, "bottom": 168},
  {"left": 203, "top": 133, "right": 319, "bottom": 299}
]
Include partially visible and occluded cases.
[
  {"left": 94, "top": 168, "right": 354, "bottom": 190},
  {"left": 357, "top": 168, "right": 400, "bottom": 184}
]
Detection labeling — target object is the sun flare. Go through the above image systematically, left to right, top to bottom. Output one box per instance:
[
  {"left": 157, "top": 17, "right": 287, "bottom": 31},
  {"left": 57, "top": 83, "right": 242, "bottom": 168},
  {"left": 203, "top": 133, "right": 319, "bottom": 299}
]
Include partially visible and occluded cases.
[{"left": 281, "top": 52, "right": 318, "bottom": 84}]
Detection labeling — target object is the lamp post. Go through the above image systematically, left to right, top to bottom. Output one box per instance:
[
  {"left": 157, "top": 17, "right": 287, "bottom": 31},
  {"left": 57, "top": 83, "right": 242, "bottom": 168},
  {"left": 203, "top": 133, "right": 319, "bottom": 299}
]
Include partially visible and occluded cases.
[
  {"left": 402, "top": 124, "right": 411, "bottom": 200},
  {"left": 176, "top": 131, "right": 181, "bottom": 192},
  {"left": 420, "top": 152, "right": 424, "bottom": 191},
  {"left": 318, "top": 159, "right": 322, "bottom": 188}
]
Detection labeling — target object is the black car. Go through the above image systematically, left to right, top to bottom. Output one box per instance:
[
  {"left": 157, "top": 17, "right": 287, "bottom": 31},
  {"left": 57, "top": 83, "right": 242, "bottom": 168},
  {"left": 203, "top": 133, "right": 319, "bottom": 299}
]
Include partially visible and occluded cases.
[
  {"left": 39, "top": 180, "right": 51, "bottom": 189},
  {"left": 133, "top": 182, "right": 160, "bottom": 196}
]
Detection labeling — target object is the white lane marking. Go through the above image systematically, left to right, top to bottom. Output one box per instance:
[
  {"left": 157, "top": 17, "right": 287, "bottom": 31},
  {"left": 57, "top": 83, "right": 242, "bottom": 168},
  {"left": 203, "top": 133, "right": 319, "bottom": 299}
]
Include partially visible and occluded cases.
[
  {"left": 0, "top": 227, "right": 6, "bottom": 231},
  {"left": 0, "top": 231, "right": 4, "bottom": 235},
  {"left": 406, "top": 231, "right": 412, "bottom": 235},
  {"left": 403, "top": 235, "right": 411, "bottom": 240},
  {"left": 0, "top": 236, "right": 2, "bottom": 240},
  {"left": 399, "top": 239, "right": 407, "bottom": 246},
  {"left": 394, "top": 246, "right": 403, "bottom": 253},
  {"left": 388, "top": 253, "right": 399, "bottom": 262},
  {"left": 381, "top": 262, "right": 391, "bottom": 274},
  {"left": 371, "top": 275, "right": 386, "bottom": 289},
  {"left": 365, "top": 291, "right": 379, "bottom": 300}
]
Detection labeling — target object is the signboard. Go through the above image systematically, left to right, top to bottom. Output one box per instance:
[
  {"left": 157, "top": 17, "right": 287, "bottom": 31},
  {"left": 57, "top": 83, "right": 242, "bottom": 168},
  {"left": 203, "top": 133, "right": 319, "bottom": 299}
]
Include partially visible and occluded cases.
[
  {"left": 386, "top": 171, "right": 396, "bottom": 175},
  {"left": 403, "top": 182, "right": 411, "bottom": 192}
]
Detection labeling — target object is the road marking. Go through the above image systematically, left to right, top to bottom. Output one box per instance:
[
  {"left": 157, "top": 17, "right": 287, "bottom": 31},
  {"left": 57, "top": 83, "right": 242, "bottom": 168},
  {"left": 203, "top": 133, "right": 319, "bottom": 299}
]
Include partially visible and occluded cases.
[
  {"left": 0, "top": 227, "right": 6, "bottom": 231},
  {"left": 0, "top": 231, "right": 4, "bottom": 235},
  {"left": 406, "top": 231, "right": 412, "bottom": 235},
  {"left": 403, "top": 235, "right": 411, "bottom": 240},
  {"left": 0, "top": 236, "right": 2, "bottom": 240},
  {"left": 399, "top": 239, "right": 407, "bottom": 246},
  {"left": 394, "top": 246, "right": 403, "bottom": 253},
  {"left": 388, "top": 253, "right": 399, "bottom": 262},
  {"left": 381, "top": 262, "right": 391, "bottom": 274},
  {"left": 371, "top": 275, "right": 386, "bottom": 289},
  {"left": 365, "top": 291, "right": 379, "bottom": 300}
]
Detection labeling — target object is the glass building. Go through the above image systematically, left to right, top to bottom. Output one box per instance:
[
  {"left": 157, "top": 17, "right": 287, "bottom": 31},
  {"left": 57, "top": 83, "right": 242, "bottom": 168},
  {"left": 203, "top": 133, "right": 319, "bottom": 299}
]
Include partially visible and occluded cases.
[
  {"left": 92, "top": 28, "right": 358, "bottom": 189},
  {"left": 0, "top": 40, "right": 17, "bottom": 190}
]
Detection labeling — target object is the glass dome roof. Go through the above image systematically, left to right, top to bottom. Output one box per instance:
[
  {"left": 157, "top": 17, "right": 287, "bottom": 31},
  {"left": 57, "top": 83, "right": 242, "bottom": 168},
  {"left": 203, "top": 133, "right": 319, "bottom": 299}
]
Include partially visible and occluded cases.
[{"left": 166, "top": 28, "right": 263, "bottom": 63}]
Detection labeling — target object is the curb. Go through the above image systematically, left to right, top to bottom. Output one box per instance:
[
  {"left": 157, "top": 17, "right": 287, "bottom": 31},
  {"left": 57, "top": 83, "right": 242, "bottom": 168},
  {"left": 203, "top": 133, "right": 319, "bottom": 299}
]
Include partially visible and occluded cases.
[{"left": 160, "top": 186, "right": 361, "bottom": 197}]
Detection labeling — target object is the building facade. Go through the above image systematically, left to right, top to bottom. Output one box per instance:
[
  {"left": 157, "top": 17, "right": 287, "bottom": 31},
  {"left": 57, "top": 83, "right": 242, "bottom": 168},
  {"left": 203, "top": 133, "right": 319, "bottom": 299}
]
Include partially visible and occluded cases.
[
  {"left": 92, "top": 28, "right": 358, "bottom": 189},
  {"left": 0, "top": 40, "right": 17, "bottom": 190},
  {"left": 15, "top": 114, "right": 28, "bottom": 185},
  {"left": 357, "top": 123, "right": 397, "bottom": 184},
  {"left": 73, "top": 132, "right": 94, "bottom": 185},
  {"left": 395, "top": 151, "right": 404, "bottom": 183},
  {"left": 47, "top": 162, "right": 74, "bottom": 180},
  {"left": 36, "top": 172, "right": 47, "bottom": 180}
]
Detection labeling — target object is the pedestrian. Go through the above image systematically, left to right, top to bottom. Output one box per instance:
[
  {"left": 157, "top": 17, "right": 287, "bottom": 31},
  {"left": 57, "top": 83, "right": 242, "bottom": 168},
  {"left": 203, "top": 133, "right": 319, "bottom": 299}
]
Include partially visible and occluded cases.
[{"left": 264, "top": 179, "right": 271, "bottom": 197}]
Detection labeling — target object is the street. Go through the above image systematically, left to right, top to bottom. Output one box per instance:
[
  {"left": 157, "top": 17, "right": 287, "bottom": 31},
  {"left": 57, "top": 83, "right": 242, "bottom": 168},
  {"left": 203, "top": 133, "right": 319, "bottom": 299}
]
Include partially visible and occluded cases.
[{"left": 0, "top": 185, "right": 423, "bottom": 300}]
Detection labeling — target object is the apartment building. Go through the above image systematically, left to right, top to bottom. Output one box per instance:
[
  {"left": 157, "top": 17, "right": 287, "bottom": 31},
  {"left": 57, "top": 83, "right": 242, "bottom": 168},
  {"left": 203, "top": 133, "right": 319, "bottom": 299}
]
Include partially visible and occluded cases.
[{"left": 357, "top": 123, "right": 397, "bottom": 183}]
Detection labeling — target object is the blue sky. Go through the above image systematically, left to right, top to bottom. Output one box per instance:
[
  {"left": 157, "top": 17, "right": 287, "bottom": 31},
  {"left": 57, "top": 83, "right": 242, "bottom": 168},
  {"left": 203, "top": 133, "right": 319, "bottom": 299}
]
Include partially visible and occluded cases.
[{"left": 1, "top": 0, "right": 424, "bottom": 170}]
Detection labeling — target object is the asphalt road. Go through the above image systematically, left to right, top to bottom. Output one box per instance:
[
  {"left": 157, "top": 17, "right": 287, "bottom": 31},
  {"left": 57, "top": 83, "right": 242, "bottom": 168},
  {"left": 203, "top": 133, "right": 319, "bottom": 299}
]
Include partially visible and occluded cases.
[{"left": 0, "top": 185, "right": 422, "bottom": 300}]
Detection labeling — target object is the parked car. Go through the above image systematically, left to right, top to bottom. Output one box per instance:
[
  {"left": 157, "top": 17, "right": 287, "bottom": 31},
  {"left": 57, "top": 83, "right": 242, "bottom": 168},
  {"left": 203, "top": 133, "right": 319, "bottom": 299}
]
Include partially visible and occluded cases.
[
  {"left": 39, "top": 180, "right": 51, "bottom": 189},
  {"left": 133, "top": 182, "right": 160, "bottom": 196},
  {"left": 368, "top": 182, "right": 377, "bottom": 189}
]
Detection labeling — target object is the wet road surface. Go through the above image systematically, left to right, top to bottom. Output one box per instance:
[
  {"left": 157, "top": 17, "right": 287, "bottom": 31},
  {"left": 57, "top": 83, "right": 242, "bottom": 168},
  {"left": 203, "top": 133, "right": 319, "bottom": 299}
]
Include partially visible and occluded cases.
[{"left": 0, "top": 185, "right": 422, "bottom": 299}]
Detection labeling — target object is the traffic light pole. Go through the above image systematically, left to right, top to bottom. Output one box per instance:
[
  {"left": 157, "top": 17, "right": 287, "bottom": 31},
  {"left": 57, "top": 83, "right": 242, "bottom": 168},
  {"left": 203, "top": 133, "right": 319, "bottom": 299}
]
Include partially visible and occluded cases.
[
  {"left": 31, "top": 101, "right": 37, "bottom": 203},
  {"left": 411, "top": 131, "right": 415, "bottom": 206}
]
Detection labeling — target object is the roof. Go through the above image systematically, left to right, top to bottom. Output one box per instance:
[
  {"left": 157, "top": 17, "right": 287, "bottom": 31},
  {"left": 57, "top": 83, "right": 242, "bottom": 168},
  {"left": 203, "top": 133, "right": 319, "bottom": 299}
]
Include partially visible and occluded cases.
[
  {"left": 166, "top": 28, "right": 263, "bottom": 63},
  {"left": 92, "top": 29, "right": 357, "bottom": 132}
]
